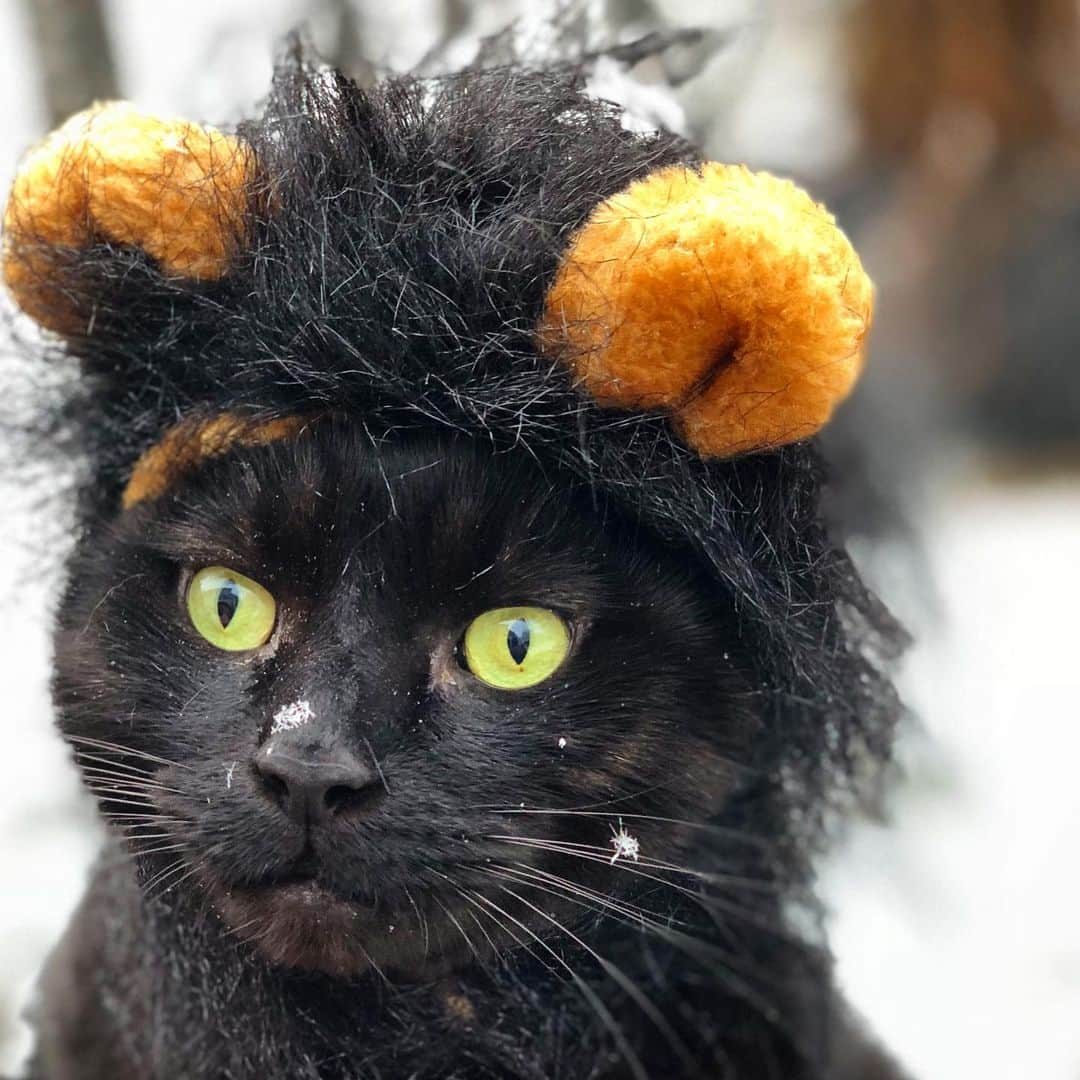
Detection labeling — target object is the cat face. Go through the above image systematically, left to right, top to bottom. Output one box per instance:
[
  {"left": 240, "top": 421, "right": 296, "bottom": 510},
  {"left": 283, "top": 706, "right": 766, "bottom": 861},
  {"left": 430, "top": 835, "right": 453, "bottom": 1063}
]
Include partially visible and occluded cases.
[{"left": 54, "top": 421, "right": 756, "bottom": 979}]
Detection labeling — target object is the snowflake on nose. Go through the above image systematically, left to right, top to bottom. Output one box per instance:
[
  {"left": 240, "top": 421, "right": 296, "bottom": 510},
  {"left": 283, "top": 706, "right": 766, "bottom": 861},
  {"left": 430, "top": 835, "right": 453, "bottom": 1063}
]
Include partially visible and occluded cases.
[
  {"left": 271, "top": 699, "right": 314, "bottom": 735},
  {"left": 609, "top": 819, "right": 640, "bottom": 864}
]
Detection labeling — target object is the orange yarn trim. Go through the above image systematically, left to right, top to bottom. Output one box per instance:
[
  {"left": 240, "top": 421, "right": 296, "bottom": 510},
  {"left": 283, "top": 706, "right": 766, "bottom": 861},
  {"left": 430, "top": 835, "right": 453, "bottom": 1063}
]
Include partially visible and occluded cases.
[{"left": 122, "top": 414, "right": 309, "bottom": 509}]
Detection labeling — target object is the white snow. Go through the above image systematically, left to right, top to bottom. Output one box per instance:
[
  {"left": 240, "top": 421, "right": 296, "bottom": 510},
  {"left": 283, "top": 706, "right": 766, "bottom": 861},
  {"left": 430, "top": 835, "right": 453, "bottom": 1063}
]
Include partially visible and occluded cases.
[
  {"left": 820, "top": 475, "right": 1080, "bottom": 1080},
  {"left": 270, "top": 699, "right": 315, "bottom": 735},
  {"left": 609, "top": 820, "right": 641, "bottom": 864}
]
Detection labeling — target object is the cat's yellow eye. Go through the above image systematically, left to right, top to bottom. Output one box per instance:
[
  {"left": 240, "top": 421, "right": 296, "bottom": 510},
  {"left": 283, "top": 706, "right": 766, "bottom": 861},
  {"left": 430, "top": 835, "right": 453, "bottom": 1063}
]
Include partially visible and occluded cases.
[
  {"left": 186, "top": 566, "right": 277, "bottom": 652},
  {"left": 462, "top": 606, "right": 571, "bottom": 690}
]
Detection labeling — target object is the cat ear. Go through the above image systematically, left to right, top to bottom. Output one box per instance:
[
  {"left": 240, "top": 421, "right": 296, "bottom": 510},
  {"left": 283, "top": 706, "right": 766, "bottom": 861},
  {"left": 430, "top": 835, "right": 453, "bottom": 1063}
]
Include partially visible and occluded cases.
[
  {"left": 2, "top": 102, "right": 254, "bottom": 334},
  {"left": 537, "top": 163, "right": 873, "bottom": 458}
]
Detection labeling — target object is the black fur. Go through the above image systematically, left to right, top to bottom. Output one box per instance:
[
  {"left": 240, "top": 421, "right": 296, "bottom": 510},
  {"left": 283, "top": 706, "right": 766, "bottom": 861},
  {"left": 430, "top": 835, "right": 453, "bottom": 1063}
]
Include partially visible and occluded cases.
[{"left": 13, "top": 45, "right": 906, "bottom": 1080}]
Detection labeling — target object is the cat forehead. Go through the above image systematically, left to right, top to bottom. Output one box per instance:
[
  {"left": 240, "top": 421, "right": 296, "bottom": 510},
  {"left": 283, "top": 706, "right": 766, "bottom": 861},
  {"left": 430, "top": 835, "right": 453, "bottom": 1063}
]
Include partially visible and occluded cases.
[{"left": 135, "top": 427, "right": 594, "bottom": 567}]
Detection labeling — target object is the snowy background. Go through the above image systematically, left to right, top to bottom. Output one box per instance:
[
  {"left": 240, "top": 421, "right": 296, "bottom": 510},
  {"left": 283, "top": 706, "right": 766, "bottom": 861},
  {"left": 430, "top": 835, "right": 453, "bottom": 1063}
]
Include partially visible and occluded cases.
[{"left": 2, "top": 2, "right": 1079, "bottom": 1078}]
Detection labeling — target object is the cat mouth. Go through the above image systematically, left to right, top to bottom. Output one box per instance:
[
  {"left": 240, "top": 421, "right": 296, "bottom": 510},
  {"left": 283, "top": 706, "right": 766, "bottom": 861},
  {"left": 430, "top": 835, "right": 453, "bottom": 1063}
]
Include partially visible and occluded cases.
[
  {"left": 197, "top": 841, "right": 493, "bottom": 980},
  {"left": 220, "top": 849, "right": 379, "bottom": 915},
  {"left": 203, "top": 850, "right": 466, "bottom": 978},
  {"left": 210, "top": 870, "right": 388, "bottom": 978},
  {"left": 254, "top": 875, "right": 355, "bottom": 908}
]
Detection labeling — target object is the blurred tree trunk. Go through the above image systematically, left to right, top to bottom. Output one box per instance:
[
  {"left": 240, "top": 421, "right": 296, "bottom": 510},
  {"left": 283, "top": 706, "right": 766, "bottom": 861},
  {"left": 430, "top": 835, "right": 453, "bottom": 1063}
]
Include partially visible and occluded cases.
[
  {"left": 22, "top": 0, "right": 118, "bottom": 129},
  {"left": 322, "top": 0, "right": 376, "bottom": 89},
  {"left": 441, "top": 0, "right": 469, "bottom": 40}
]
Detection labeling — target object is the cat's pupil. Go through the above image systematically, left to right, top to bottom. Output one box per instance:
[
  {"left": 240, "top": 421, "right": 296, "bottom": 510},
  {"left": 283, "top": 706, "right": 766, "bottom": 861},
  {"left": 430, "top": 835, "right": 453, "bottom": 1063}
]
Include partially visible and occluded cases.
[
  {"left": 217, "top": 583, "right": 240, "bottom": 629},
  {"left": 506, "top": 619, "right": 530, "bottom": 665}
]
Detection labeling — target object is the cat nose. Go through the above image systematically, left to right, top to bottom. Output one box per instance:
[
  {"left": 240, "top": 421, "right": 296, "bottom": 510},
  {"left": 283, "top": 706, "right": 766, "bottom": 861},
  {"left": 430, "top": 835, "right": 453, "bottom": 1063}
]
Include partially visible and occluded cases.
[{"left": 253, "top": 744, "right": 385, "bottom": 826}]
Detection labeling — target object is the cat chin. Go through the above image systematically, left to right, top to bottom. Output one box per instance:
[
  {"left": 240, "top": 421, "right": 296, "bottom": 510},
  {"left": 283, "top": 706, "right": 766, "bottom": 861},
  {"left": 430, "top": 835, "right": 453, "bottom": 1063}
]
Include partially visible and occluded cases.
[{"left": 207, "top": 877, "right": 459, "bottom": 980}]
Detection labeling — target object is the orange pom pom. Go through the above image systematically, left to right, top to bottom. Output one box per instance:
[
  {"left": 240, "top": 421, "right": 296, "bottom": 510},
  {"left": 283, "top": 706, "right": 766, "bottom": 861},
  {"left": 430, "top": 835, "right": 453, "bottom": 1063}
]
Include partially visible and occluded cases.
[
  {"left": 3, "top": 102, "right": 254, "bottom": 333},
  {"left": 539, "top": 163, "right": 873, "bottom": 457}
]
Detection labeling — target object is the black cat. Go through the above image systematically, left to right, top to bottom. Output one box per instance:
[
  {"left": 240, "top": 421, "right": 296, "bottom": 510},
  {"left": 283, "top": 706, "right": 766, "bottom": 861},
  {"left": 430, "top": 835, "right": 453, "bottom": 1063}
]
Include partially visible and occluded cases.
[
  {"left": 7, "top": 45, "right": 907, "bottom": 1080},
  {"left": 26, "top": 425, "right": 900, "bottom": 1079}
]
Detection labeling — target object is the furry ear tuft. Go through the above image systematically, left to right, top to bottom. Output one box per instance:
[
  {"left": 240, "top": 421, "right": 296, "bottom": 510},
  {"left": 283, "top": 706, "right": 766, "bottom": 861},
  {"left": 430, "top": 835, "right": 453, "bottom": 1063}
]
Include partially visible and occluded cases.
[
  {"left": 2, "top": 102, "right": 254, "bottom": 334},
  {"left": 538, "top": 163, "right": 873, "bottom": 457}
]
